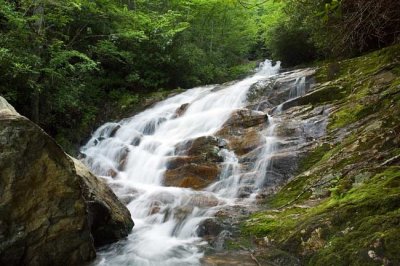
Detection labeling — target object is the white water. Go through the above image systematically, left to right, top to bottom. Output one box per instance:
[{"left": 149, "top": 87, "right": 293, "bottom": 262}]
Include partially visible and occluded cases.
[
  {"left": 81, "top": 60, "right": 281, "bottom": 265},
  {"left": 290, "top": 76, "right": 306, "bottom": 98}
]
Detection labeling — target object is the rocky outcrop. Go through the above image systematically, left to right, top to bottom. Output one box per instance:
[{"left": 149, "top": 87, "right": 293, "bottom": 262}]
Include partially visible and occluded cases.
[
  {"left": 246, "top": 68, "right": 316, "bottom": 110},
  {"left": 0, "top": 97, "right": 133, "bottom": 265},
  {"left": 174, "top": 103, "right": 190, "bottom": 118},
  {"left": 217, "top": 109, "right": 267, "bottom": 156},
  {"left": 164, "top": 136, "right": 223, "bottom": 189}
]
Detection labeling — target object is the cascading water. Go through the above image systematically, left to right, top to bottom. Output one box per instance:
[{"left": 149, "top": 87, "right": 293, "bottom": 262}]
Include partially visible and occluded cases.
[
  {"left": 81, "top": 60, "right": 281, "bottom": 265},
  {"left": 252, "top": 74, "right": 308, "bottom": 191},
  {"left": 289, "top": 76, "right": 306, "bottom": 98}
]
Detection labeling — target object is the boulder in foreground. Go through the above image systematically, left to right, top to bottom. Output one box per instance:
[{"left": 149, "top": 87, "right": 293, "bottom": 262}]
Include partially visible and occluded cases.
[{"left": 0, "top": 97, "right": 133, "bottom": 265}]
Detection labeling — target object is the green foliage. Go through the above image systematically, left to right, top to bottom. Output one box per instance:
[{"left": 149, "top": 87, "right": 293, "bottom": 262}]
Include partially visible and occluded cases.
[
  {"left": 0, "top": 0, "right": 263, "bottom": 152},
  {"left": 3, "top": 0, "right": 397, "bottom": 151},
  {"left": 257, "top": 0, "right": 400, "bottom": 65},
  {"left": 266, "top": 22, "right": 317, "bottom": 67}
]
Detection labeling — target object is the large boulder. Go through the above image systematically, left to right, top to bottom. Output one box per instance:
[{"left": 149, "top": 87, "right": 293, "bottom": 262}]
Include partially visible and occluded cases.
[
  {"left": 0, "top": 97, "right": 133, "bottom": 265},
  {"left": 0, "top": 102, "right": 94, "bottom": 265}
]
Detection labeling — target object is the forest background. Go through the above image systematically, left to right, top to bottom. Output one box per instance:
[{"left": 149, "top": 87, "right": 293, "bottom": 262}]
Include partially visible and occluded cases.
[{"left": 1, "top": 0, "right": 399, "bottom": 152}]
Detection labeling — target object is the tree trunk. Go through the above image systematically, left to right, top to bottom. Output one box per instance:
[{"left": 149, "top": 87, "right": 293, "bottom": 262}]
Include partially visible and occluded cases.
[{"left": 31, "top": 1, "right": 44, "bottom": 124}]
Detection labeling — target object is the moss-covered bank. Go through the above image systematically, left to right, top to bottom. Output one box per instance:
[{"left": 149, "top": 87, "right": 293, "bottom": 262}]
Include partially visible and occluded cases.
[{"left": 239, "top": 45, "right": 400, "bottom": 265}]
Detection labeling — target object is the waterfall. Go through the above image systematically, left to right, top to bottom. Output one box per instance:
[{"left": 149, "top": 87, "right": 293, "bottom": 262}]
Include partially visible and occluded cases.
[
  {"left": 81, "top": 60, "right": 281, "bottom": 265},
  {"left": 289, "top": 76, "right": 306, "bottom": 98}
]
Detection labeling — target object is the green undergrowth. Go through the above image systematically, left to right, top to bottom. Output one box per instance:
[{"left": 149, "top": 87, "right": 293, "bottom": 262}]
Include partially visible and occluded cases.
[{"left": 239, "top": 45, "right": 400, "bottom": 265}]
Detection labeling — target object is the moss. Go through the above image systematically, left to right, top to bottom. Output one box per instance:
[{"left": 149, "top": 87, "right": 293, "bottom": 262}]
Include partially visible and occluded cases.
[
  {"left": 315, "top": 44, "right": 400, "bottom": 98},
  {"left": 240, "top": 45, "right": 400, "bottom": 265},
  {"left": 298, "top": 144, "right": 332, "bottom": 173},
  {"left": 244, "top": 167, "right": 400, "bottom": 264},
  {"left": 304, "top": 167, "right": 400, "bottom": 265},
  {"left": 267, "top": 175, "right": 313, "bottom": 208},
  {"left": 242, "top": 207, "right": 306, "bottom": 241},
  {"left": 225, "top": 237, "right": 253, "bottom": 251}
]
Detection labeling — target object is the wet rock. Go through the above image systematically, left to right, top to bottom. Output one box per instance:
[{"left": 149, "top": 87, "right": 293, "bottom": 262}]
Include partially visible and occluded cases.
[
  {"left": 247, "top": 68, "right": 316, "bottom": 108},
  {"left": 280, "top": 84, "right": 346, "bottom": 111},
  {"left": 0, "top": 98, "right": 95, "bottom": 265},
  {"left": 174, "top": 103, "right": 190, "bottom": 118},
  {"left": 217, "top": 109, "right": 267, "bottom": 156},
  {"left": 221, "top": 109, "right": 267, "bottom": 130},
  {"left": 143, "top": 117, "right": 167, "bottom": 135},
  {"left": 109, "top": 124, "right": 121, "bottom": 137},
  {"left": 225, "top": 128, "right": 264, "bottom": 156},
  {"left": 131, "top": 136, "right": 141, "bottom": 146},
  {"left": 165, "top": 136, "right": 224, "bottom": 189},
  {"left": 175, "top": 136, "right": 222, "bottom": 161},
  {"left": 186, "top": 136, "right": 222, "bottom": 160},
  {"left": 117, "top": 147, "right": 130, "bottom": 171},
  {"left": 264, "top": 152, "right": 300, "bottom": 185},
  {"left": 166, "top": 156, "right": 198, "bottom": 170},
  {"left": 73, "top": 159, "right": 134, "bottom": 247},
  {"left": 164, "top": 164, "right": 220, "bottom": 189},
  {"left": 106, "top": 168, "right": 118, "bottom": 178},
  {"left": 237, "top": 185, "right": 254, "bottom": 198},
  {"left": 187, "top": 193, "right": 219, "bottom": 207},
  {"left": 149, "top": 203, "right": 161, "bottom": 215},
  {"left": 173, "top": 206, "right": 194, "bottom": 221},
  {"left": 196, "top": 218, "right": 222, "bottom": 237},
  {"left": 202, "top": 251, "right": 261, "bottom": 266}
]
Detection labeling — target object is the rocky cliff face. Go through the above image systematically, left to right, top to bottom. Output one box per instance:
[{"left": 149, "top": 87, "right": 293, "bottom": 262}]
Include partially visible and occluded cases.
[{"left": 0, "top": 98, "right": 133, "bottom": 265}]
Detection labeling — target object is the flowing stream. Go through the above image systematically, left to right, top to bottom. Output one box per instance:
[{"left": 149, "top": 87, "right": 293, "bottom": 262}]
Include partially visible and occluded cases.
[{"left": 81, "top": 60, "right": 282, "bottom": 265}]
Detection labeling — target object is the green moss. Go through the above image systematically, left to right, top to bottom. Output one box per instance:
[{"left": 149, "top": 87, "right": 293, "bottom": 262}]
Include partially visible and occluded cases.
[
  {"left": 239, "top": 45, "right": 400, "bottom": 266},
  {"left": 298, "top": 144, "right": 332, "bottom": 173},
  {"left": 266, "top": 167, "right": 400, "bottom": 264},
  {"left": 305, "top": 167, "right": 400, "bottom": 265},
  {"left": 268, "top": 175, "right": 313, "bottom": 208},
  {"left": 242, "top": 207, "right": 306, "bottom": 241},
  {"left": 225, "top": 237, "right": 253, "bottom": 251}
]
